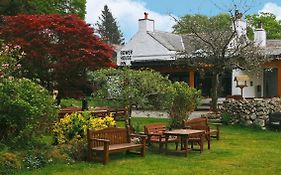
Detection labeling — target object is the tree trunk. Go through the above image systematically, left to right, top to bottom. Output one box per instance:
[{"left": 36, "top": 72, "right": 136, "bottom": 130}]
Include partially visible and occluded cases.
[{"left": 211, "top": 72, "right": 219, "bottom": 112}]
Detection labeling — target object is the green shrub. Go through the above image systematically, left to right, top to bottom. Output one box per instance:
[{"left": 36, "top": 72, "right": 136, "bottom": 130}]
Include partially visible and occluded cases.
[
  {"left": 89, "top": 68, "right": 172, "bottom": 113},
  {"left": 0, "top": 78, "right": 57, "bottom": 145},
  {"left": 168, "top": 82, "right": 202, "bottom": 128},
  {"left": 221, "top": 112, "right": 233, "bottom": 124},
  {"left": 59, "top": 138, "right": 88, "bottom": 161},
  {"left": 0, "top": 152, "right": 21, "bottom": 175}
]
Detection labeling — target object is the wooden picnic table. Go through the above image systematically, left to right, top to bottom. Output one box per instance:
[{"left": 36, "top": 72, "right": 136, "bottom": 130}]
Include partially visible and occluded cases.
[{"left": 163, "top": 129, "right": 205, "bottom": 157}]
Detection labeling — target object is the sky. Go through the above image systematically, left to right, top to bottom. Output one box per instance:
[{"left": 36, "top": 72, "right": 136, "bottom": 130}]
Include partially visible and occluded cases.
[{"left": 85, "top": 0, "right": 281, "bottom": 42}]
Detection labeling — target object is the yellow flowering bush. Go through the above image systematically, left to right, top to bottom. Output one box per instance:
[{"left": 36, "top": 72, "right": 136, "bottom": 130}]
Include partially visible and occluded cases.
[
  {"left": 53, "top": 112, "right": 116, "bottom": 144},
  {"left": 88, "top": 114, "right": 116, "bottom": 130}
]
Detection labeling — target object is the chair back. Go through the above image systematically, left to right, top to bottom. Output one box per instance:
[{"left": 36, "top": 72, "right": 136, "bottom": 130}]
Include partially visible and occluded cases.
[{"left": 182, "top": 118, "right": 210, "bottom": 132}]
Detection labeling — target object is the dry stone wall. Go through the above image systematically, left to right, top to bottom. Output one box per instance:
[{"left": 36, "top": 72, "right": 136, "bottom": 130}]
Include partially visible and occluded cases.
[{"left": 221, "top": 98, "right": 281, "bottom": 128}]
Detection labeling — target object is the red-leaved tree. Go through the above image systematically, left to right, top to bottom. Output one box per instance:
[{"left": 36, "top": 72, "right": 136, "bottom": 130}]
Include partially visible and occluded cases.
[{"left": 0, "top": 14, "right": 115, "bottom": 97}]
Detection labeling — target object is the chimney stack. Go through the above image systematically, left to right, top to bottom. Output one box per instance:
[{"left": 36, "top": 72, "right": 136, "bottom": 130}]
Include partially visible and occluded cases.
[
  {"left": 138, "top": 12, "right": 154, "bottom": 32},
  {"left": 254, "top": 22, "right": 266, "bottom": 47}
]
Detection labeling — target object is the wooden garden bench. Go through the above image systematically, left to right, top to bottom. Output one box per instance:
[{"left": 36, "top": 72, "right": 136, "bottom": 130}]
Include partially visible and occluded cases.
[
  {"left": 144, "top": 123, "right": 179, "bottom": 153},
  {"left": 87, "top": 127, "right": 146, "bottom": 165}
]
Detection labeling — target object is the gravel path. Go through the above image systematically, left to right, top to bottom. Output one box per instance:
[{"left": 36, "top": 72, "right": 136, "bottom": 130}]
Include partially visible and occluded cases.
[{"left": 131, "top": 110, "right": 210, "bottom": 119}]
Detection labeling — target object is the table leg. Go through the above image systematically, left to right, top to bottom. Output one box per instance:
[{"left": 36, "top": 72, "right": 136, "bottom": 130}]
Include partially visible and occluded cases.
[
  {"left": 200, "top": 133, "right": 204, "bottom": 153},
  {"left": 165, "top": 135, "right": 169, "bottom": 154},
  {"left": 182, "top": 135, "right": 188, "bottom": 157}
]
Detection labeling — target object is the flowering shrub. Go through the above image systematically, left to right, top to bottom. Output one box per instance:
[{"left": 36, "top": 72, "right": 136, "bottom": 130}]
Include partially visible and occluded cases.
[
  {"left": 0, "top": 43, "right": 25, "bottom": 79},
  {"left": 53, "top": 112, "right": 116, "bottom": 144}
]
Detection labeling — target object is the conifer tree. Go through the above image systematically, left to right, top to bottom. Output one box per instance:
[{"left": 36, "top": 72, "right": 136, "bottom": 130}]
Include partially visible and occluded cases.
[{"left": 95, "top": 5, "right": 124, "bottom": 45}]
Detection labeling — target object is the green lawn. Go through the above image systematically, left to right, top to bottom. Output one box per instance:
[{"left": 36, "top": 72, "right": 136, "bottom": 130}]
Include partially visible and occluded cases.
[{"left": 17, "top": 118, "right": 281, "bottom": 175}]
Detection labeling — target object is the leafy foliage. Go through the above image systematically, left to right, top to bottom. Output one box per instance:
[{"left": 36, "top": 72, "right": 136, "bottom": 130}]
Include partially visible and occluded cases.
[
  {"left": 0, "top": 0, "right": 86, "bottom": 19},
  {"left": 95, "top": 5, "right": 125, "bottom": 45},
  {"left": 246, "top": 12, "right": 281, "bottom": 39},
  {"left": 173, "top": 13, "right": 231, "bottom": 34},
  {"left": 0, "top": 14, "right": 115, "bottom": 97},
  {"left": 89, "top": 68, "right": 172, "bottom": 113},
  {"left": 90, "top": 68, "right": 201, "bottom": 126},
  {"left": 0, "top": 78, "right": 57, "bottom": 143},
  {"left": 168, "top": 82, "right": 201, "bottom": 128},
  {"left": 0, "top": 152, "right": 21, "bottom": 175}
]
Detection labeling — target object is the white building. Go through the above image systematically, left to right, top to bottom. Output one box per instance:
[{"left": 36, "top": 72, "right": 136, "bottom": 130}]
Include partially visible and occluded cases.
[{"left": 117, "top": 12, "right": 281, "bottom": 98}]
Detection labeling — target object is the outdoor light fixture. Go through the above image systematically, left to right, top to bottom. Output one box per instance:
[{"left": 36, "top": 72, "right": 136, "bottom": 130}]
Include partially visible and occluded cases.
[{"left": 234, "top": 75, "right": 250, "bottom": 97}]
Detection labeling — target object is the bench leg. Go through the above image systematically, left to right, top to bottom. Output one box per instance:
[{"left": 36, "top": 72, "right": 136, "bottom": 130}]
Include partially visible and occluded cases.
[
  {"left": 216, "top": 131, "right": 220, "bottom": 140},
  {"left": 199, "top": 134, "right": 204, "bottom": 153},
  {"left": 207, "top": 135, "right": 211, "bottom": 150},
  {"left": 141, "top": 139, "right": 146, "bottom": 157},
  {"left": 103, "top": 143, "right": 110, "bottom": 165},
  {"left": 159, "top": 143, "right": 163, "bottom": 153},
  {"left": 141, "top": 146, "right": 146, "bottom": 157},
  {"left": 88, "top": 150, "right": 93, "bottom": 161},
  {"left": 103, "top": 151, "right": 109, "bottom": 165}
]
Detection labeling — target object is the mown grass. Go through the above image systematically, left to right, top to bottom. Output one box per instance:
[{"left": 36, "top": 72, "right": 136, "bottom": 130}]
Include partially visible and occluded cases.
[{"left": 17, "top": 118, "right": 281, "bottom": 175}]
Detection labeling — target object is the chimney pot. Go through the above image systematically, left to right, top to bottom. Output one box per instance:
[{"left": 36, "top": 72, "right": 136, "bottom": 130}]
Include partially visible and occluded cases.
[
  {"left": 144, "top": 12, "right": 148, "bottom": 19},
  {"left": 257, "top": 21, "right": 262, "bottom": 28}
]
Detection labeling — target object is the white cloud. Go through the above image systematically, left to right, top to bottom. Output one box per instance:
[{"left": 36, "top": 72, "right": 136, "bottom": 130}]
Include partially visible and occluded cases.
[
  {"left": 86, "top": 0, "right": 176, "bottom": 41},
  {"left": 260, "top": 2, "right": 281, "bottom": 20}
]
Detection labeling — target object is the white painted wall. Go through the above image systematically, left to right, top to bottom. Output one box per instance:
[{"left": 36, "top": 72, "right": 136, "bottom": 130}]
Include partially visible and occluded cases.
[
  {"left": 117, "top": 31, "right": 176, "bottom": 66},
  {"left": 232, "top": 69, "right": 264, "bottom": 98}
]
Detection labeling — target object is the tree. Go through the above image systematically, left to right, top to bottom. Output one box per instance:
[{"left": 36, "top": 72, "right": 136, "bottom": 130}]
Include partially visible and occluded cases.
[
  {"left": 0, "top": 0, "right": 86, "bottom": 19},
  {"left": 95, "top": 5, "right": 124, "bottom": 45},
  {"left": 172, "top": 10, "right": 269, "bottom": 111},
  {"left": 246, "top": 12, "right": 281, "bottom": 39},
  {"left": 173, "top": 13, "right": 231, "bottom": 34},
  {"left": 0, "top": 14, "right": 115, "bottom": 97},
  {"left": 89, "top": 68, "right": 172, "bottom": 116},
  {"left": 89, "top": 68, "right": 201, "bottom": 129}
]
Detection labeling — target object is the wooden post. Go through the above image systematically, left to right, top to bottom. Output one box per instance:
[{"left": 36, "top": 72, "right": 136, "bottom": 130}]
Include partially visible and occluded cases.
[
  {"left": 278, "top": 63, "right": 281, "bottom": 97},
  {"left": 188, "top": 70, "right": 195, "bottom": 88}
]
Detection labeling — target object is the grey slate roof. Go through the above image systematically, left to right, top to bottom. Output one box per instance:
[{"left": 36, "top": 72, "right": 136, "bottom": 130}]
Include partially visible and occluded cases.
[
  {"left": 146, "top": 31, "right": 281, "bottom": 57},
  {"left": 147, "top": 31, "right": 184, "bottom": 51},
  {"left": 181, "top": 34, "right": 199, "bottom": 53},
  {"left": 265, "top": 40, "right": 281, "bottom": 56}
]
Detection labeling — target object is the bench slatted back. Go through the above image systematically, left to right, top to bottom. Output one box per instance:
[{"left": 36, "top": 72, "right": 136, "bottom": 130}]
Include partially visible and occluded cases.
[
  {"left": 182, "top": 118, "right": 210, "bottom": 132},
  {"left": 144, "top": 123, "right": 166, "bottom": 135},
  {"left": 88, "top": 127, "right": 129, "bottom": 147}
]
